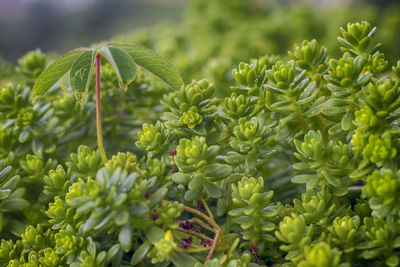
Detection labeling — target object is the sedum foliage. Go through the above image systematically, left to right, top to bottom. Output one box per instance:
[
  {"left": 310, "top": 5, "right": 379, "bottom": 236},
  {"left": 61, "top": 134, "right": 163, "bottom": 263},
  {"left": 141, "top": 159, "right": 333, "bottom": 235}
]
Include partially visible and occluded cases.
[{"left": 1, "top": 3, "right": 400, "bottom": 266}]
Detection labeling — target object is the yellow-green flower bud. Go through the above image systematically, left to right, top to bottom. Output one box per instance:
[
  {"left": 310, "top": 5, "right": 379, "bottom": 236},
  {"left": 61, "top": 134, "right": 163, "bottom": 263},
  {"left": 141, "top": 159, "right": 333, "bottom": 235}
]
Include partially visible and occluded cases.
[
  {"left": 17, "top": 49, "right": 47, "bottom": 79},
  {"left": 180, "top": 106, "right": 203, "bottom": 129},
  {"left": 354, "top": 106, "right": 377, "bottom": 131},
  {"left": 17, "top": 107, "right": 35, "bottom": 126},
  {"left": 136, "top": 121, "right": 169, "bottom": 154},
  {"left": 362, "top": 132, "right": 397, "bottom": 167},
  {"left": 175, "top": 136, "right": 214, "bottom": 172},
  {"left": 105, "top": 152, "right": 137, "bottom": 173},
  {"left": 366, "top": 169, "right": 398, "bottom": 206},
  {"left": 232, "top": 176, "right": 263, "bottom": 202},
  {"left": 155, "top": 201, "right": 184, "bottom": 230},
  {"left": 275, "top": 214, "right": 306, "bottom": 244},
  {"left": 329, "top": 216, "right": 361, "bottom": 247},
  {"left": 150, "top": 231, "right": 177, "bottom": 264},
  {"left": 299, "top": 242, "right": 340, "bottom": 267},
  {"left": 39, "top": 248, "right": 61, "bottom": 266}
]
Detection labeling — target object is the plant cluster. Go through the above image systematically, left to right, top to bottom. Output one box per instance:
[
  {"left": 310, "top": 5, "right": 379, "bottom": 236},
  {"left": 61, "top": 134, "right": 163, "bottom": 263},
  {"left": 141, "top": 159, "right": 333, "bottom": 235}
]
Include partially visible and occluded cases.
[
  {"left": 114, "top": 0, "right": 400, "bottom": 94},
  {"left": 0, "top": 3, "right": 400, "bottom": 266}
]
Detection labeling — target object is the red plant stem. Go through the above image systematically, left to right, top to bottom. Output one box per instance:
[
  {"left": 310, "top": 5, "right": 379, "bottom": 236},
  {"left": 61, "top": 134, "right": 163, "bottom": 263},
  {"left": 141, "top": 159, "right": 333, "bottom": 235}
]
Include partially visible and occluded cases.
[
  {"left": 96, "top": 53, "right": 107, "bottom": 163},
  {"left": 161, "top": 200, "right": 211, "bottom": 224},
  {"left": 178, "top": 218, "right": 215, "bottom": 233},
  {"left": 175, "top": 227, "right": 213, "bottom": 242},
  {"left": 204, "top": 229, "right": 220, "bottom": 267}
]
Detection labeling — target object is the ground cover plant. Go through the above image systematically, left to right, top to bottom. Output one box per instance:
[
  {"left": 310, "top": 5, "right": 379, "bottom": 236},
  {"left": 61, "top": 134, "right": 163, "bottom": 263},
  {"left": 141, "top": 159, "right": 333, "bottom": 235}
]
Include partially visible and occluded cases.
[
  {"left": 116, "top": 0, "right": 400, "bottom": 94},
  {"left": 1, "top": 17, "right": 400, "bottom": 267}
]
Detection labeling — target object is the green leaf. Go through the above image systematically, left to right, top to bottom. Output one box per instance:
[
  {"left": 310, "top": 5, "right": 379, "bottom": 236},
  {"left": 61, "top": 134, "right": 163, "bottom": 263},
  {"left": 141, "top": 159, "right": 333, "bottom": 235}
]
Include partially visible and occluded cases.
[
  {"left": 112, "top": 43, "right": 184, "bottom": 90},
  {"left": 99, "top": 45, "right": 137, "bottom": 90},
  {"left": 33, "top": 48, "right": 87, "bottom": 103},
  {"left": 70, "top": 49, "right": 95, "bottom": 102},
  {"left": 341, "top": 109, "right": 354, "bottom": 131},
  {"left": 328, "top": 123, "right": 344, "bottom": 135},
  {"left": 18, "top": 129, "right": 30, "bottom": 143},
  {"left": 225, "top": 151, "right": 245, "bottom": 165},
  {"left": 245, "top": 151, "right": 257, "bottom": 169},
  {"left": 205, "top": 164, "right": 232, "bottom": 181},
  {"left": 0, "top": 166, "right": 12, "bottom": 184},
  {"left": 349, "top": 167, "right": 373, "bottom": 179},
  {"left": 321, "top": 169, "right": 341, "bottom": 187},
  {"left": 172, "top": 172, "right": 190, "bottom": 184},
  {"left": 228, "top": 173, "right": 243, "bottom": 183},
  {"left": 292, "top": 174, "right": 320, "bottom": 189},
  {"left": 188, "top": 175, "right": 203, "bottom": 189},
  {"left": 1, "top": 176, "right": 20, "bottom": 191},
  {"left": 203, "top": 181, "right": 223, "bottom": 198},
  {"left": 149, "top": 185, "right": 169, "bottom": 209},
  {"left": 331, "top": 186, "right": 348, "bottom": 196},
  {"left": 217, "top": 187, "right": 230, "bottom": 216},
  {"left": 184, "top": 189, "right": 201, "bottom": 201},
  {"left": 0, "top": 190, "right": 11, "bottom": 200},
  {"left": 1, "top": 198, "right": 29, "bottom": 212},
  {"left": 228, "top": 208, "right": 244, "bottom": 217},
  {"left": 115, "top": 210, "right": 130, "bottom": 226},
  {"left": 0, "top": 212, "right": 3, "bottom": 232},
  {"left": 7, "top": 218, "right": 25, "bottom": 236},
  {"left": 119, "top": 222, "right": 132, "bottom": 252},
  {"left": 144, "top": 225, "right": 165, "bottom": 244},
  {"left": 393, "top": 237, "right": 400, "bottom": 248},
  {"left": 87, "top": 239, "right": 96, "bottom": 256},
  {"left": 131, "top": 241, "right": 151, "bottom": 265},
  {"left": 105, "top": 244, "right": 120, "bottom": 264},
  {"left": 361, "top": 248, "right": 381, "bottom": 259},
  {"left": 111, "top": 249, "right": 123, "bottom": 267},
  {"left": 96, "top": 252, "right": 106, "bottom": 266},
  {"left": 171, "top": 253, "right": 200, "bottom": 267},
  {"left": 386, "top": 255, "right": 399, "bottom": 267},
  {"left": 226, "top": 261, "right": 239, "bottom": 267}
]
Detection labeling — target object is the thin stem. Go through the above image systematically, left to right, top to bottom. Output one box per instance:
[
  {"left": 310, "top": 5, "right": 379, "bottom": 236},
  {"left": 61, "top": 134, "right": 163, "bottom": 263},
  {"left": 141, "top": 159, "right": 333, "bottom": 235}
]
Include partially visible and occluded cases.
[
  {"left": 96, "top": 53, "right": 107, "bottom": 163},
  {"left": 289, "top": 95, "right": 310, "bottom": 133},
  {"left": 200, "top": 197, "right": 214, "bottom": 221},
  {"left": 200, "top": 198, "right": 228, "bottom": 247},
  {"left": 161, "top": 200, "right": 229, "bottom": 250},
  {"left": 185, "top": 201, "right": 228, "bottom": 248},
  {"left": 182, "top": 204, "right": 213, "bottom": 224},
  {"left": 178, "top": 218, "right": 215, "bottom": 233},
  {"left": 175, "top": 228, "right": 213, "bottom": 242},
  {"left": 204, "top": 229, "right": 220, "bottom": 267},
  {"left": 176, "top": 247, "right": 211, "bottom": 253}
]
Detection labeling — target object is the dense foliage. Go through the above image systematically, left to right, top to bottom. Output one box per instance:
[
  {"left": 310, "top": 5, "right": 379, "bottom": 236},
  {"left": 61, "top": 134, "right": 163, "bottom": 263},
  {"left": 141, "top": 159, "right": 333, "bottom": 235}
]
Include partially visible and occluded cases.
[
  {"left": 115, "top": 0, "right": 400, "bottom": 93},
  {"left": 1, "top": 1, "right": 400, "bottom": 266}
]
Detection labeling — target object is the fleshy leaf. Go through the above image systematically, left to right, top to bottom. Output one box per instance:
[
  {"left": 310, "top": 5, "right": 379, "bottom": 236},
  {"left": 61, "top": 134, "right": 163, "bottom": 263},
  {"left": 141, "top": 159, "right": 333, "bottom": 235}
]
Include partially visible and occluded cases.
[
  {"left": 112, "top": 43, "right": 184, "bottom": 90},
  {"left": 99, "top": 45, "right": 137, "bottom": 90},
  {"left": 32, "top": 48, "right": 87, "bottom": 103},
  {"left": 70, "top": 49, "right": 95, "bottom": 103},
  {"left": 203, "top": 181, "right": 223, "bottom": 198},
  {"left": 119, "top": 222, "right": 132, "bottom": 252},
  {"left": 130, "top": 241, "right": 151, "bottom": 265},
  {"left": 171, "top": 253, "right": 201, "bottom": 267}
]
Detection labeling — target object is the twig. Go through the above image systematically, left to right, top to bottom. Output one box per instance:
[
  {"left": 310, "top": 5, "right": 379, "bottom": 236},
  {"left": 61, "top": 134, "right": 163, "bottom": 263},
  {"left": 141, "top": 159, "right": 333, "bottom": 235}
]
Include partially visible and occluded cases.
[
  {"left": 95, "top": 53, "right": 107, "bottom": 163},
  {"left": 200, "top": 197, "right": 214, "bottom": 221},
  {"left": 183, "top": 204, "right": 213, "bottom": 223},
  {"left": 178, "top": 218, "right": 215, "bottom": 233},
  {"left": 176, "top": 227, "right": 213, "bottom": 242},
  {"left": 204, "top": 229, "right": 220, "bottom": 267},
  {"left": 176, "top": 247, "right": 211, "bottom": 253}
]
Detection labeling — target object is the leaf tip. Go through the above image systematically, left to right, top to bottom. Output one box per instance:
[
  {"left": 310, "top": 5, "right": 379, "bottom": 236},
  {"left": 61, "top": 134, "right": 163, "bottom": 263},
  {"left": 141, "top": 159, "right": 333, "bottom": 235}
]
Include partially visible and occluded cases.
[
  {"left": 75, "top": 93, "right": 86, "bottom": 105},
  {"left": 32, "top": 95, "right": 39, "bottom": 104}
]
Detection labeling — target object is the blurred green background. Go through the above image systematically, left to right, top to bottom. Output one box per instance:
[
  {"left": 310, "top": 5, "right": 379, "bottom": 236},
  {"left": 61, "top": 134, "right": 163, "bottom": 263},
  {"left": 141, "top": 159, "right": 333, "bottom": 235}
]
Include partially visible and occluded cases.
[
  {"left": 0, "top": 0, "right": 399, "bottom": 89},
  {"left": 0, "top": 0, "right": 185, "bottom": 62}
]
